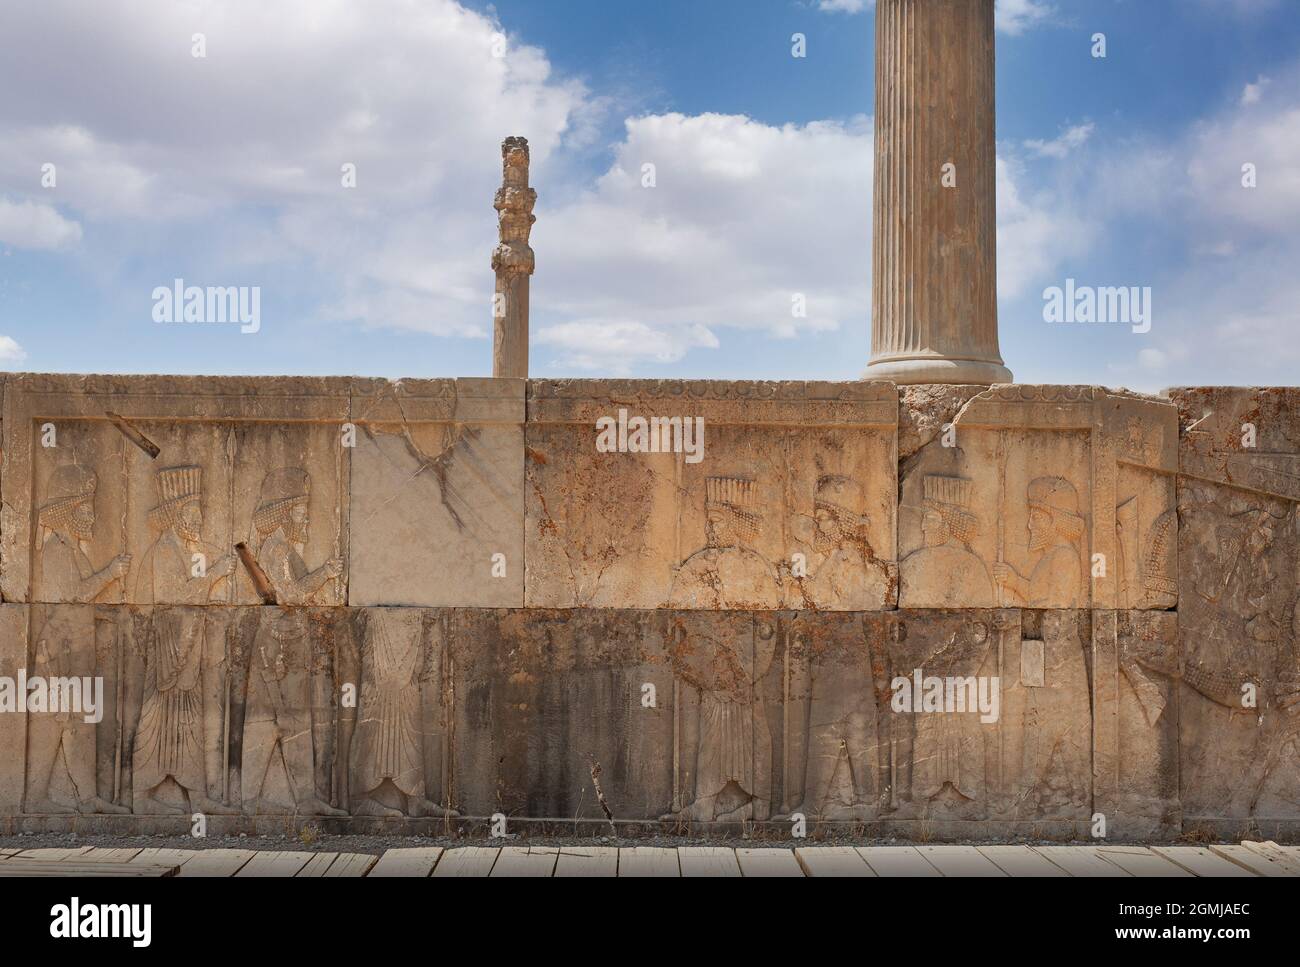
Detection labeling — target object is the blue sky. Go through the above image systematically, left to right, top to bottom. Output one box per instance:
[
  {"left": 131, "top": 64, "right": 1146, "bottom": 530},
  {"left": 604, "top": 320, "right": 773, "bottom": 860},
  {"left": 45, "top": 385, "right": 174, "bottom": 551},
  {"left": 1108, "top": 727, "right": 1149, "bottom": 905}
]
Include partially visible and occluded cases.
[{"left": 1, "top": 0, "right": 1298, "bottom": 389}]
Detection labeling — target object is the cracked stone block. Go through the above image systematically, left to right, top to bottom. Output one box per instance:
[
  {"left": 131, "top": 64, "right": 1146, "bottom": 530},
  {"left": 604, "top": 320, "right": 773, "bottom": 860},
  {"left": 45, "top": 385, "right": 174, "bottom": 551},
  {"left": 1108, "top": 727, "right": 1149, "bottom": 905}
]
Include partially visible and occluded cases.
[
  {"left": 346, "top": 378, "right": 524, "bottom": 607},
  {"left": 524, "top": 380, "right": 899, "bottom": 610},
  {"left": 899, "top": 385, "right": 1178, "bottom": 610},
  {"left": 1168, "top": 387, "right": 1300, "bottom": 829}
]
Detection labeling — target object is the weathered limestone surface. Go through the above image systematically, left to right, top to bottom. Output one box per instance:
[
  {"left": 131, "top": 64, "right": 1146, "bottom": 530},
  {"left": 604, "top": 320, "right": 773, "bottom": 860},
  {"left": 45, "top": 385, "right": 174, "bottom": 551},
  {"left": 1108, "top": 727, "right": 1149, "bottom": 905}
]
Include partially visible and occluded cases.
[
  {"left": 0, "top": 377, "right": 1292, "bottom": 840},
  {"left": 347, "top": 378, "right": 524, "bottom": 608},
  {"left": 525, "top": 379, "right": 899, "bottom": 610},
  {"left": 898, "top": 385, "right": 1178, "bottom": 611},
  {"left": 1166, "top": 387, "right": 1299, "bottom": 833}
]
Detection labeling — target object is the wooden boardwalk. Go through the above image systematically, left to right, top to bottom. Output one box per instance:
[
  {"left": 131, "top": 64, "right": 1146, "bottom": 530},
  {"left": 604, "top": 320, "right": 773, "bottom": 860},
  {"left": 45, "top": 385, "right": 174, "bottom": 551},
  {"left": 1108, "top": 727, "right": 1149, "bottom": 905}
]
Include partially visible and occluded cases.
[{"left": 1, "top": 841, "right": 1295, "bottom": 877}]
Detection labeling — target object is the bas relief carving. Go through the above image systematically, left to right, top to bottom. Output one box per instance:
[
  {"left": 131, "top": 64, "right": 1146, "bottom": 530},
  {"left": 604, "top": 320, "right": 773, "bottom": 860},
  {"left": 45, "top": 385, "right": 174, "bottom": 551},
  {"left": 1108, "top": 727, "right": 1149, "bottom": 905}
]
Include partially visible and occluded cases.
[
  {"left": 0, "top": 379, "right": 1296, "bottom": 833},
  {"left": 525, "top": 381, "right": 898, "bottom": 611}
]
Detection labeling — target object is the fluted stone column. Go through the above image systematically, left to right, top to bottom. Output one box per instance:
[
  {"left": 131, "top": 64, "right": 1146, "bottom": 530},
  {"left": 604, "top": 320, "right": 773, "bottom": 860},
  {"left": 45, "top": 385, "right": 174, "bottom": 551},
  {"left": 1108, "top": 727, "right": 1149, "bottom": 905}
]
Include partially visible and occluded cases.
[
  {"left": 865, "top": 0, "right": 1012, "bottom": 385},
  {"left": 492, "top": 136, "right": 535, "bottom": 379}
]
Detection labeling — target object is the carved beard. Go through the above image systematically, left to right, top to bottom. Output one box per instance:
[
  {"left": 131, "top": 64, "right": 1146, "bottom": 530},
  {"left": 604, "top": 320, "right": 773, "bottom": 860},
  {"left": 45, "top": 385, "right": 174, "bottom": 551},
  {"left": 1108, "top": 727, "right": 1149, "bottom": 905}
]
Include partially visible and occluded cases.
[
  {"left": 68, "top": 506, "right": 95, "bottom": 543},
  {"left": 287, "top": 518, "right": 310, "bottom": 546},
  {"left": 814, "top": 519, "right": 842, "bottom": 554},
  {"left": 176, "top": 520, "right": 201, "bottom": 544},
  {"left": 1029, "top": 523, "right": 1053, "bottom": 553}
]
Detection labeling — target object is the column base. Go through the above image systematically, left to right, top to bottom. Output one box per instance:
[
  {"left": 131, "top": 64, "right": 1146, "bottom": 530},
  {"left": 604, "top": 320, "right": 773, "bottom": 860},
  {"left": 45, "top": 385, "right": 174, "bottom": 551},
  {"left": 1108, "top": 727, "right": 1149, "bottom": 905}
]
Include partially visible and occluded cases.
[{"left": 863, "top": 355, "right": 1013, "bottom": 386}]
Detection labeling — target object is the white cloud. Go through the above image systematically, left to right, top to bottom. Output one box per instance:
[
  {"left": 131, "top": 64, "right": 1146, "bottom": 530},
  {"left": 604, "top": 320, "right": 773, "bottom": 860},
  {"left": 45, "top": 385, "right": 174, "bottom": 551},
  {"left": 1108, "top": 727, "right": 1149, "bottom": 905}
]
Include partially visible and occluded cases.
[
  {"left": 0, "top": 0, "right": 1095, "bottom": 377},
  {"left": 817, "top": 0, "right": 869, "bottom": 12},
  {"left": 996, "top": 0, "right": 1053, "bottom": 35},
  {"left": 1242, "top": 75, "right": 1270, "bottom": 105},
  {"left": 533, "top": 112, "right": 874, "bottom": 370},
  {"left": 1024, "top": 122, "right": 1095, "bottom": 159},
  {"left": 995, "top": 155, "right": 1096, "bottom": 299},
  {"left": 0, "top": 197, "right": 82, "bottom": 250},
  {"left": 537, "top": 319, "right": 719, "bottom": 373},
  {"left": 0, "top": 335, "right": 28, "bottom": 364}
]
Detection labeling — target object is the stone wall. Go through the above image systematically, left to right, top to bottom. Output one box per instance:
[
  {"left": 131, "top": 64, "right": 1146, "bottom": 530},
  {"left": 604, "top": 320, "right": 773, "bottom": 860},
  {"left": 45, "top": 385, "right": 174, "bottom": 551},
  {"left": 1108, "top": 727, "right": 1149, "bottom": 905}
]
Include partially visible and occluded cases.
[{"left": 0, "top": 374, "right": 1295, "bottom": 840}]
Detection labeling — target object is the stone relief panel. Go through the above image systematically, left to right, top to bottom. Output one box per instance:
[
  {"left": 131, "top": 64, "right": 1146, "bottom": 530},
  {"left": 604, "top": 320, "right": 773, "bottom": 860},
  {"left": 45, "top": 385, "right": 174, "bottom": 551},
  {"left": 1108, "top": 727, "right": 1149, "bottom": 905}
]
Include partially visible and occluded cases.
[
  {"left": 1, "top": 375, "right": 351, "bottom": 607},
  {"left": 347, "top": 378, "right": 524, "bottom": 608},
  {"left": 525, "top": 380, "right": 898, "bottom": 610},
  {"left": 899, "top": 386, "right": 1178, "bottom": 610},
  {"left": 1169, "top": 387, "right": 1300, "bottom": 829},
  {"left": 1176, "top": 486, "right": 1298, "bottom": 824},
  {"left": 5, "top": 604, "right": 468, "bottom": 819},
  {"left": 341, "top": 607, "right": 454, "bottom": 817},
  {"left": 448, "top": 608, "right": 674, "bottom": 820},
  {"left": 874, "top": 610, "right": 1092, "bottom": 824},
  {"left": 1092, "top": 610, "right": 1180, "bottom": 838},
  {"left": 662, "top": 611, "right": 776, "bottom": 821},
  {"left": 776, "top": 612, "right": 891, "bottom": 821}
]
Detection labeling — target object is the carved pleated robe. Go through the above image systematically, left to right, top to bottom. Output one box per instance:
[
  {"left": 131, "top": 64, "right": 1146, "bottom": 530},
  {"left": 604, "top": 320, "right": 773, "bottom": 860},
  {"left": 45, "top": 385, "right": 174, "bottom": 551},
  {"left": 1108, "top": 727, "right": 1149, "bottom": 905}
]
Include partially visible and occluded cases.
[{"left": 350, "top": 612, "right": 424, "bottom": 798}]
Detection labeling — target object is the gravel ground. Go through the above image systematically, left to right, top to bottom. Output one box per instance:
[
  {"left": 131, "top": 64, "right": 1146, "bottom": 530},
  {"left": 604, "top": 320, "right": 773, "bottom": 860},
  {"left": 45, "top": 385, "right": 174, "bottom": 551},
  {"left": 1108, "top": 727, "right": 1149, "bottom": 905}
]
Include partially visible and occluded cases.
[{"left": 0, "top": 830, "right": 1239, "bottom": 855}]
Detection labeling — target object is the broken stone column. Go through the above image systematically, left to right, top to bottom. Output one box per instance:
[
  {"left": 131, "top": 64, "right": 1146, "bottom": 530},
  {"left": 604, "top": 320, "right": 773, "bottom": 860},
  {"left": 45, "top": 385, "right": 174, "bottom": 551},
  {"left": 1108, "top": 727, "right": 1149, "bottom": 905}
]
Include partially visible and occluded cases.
[
  {"left": 865, "top": 0, "right": 1012, "bottom": 385},
  {"left": 491, "top": 136, "right": 536, "bottom": 379}
]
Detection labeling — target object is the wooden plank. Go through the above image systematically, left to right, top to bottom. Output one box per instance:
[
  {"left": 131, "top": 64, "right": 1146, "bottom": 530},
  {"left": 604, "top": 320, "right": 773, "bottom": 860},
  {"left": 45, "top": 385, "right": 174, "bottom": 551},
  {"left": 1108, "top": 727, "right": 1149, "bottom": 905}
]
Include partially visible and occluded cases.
[
  {"left": 1241, "top": 841, "right": 1300, "bottom": 875},
  {"left": 1209, "top": 843, "right": 1296, "bottom": 877},
  {"left": 916, "top": 845, "right": 1006, "bottom": 877},
  {"left": 977, "top": 845, "right": 1068, "bottom": 877},
  {"left": 491, "top": 846, "right": 559, "bottom": 877},
  {"left": 553, "top": 846, "right": 618, "bottom": 877},
  {"left": 618, "top": 846, "right": 680, "bottom": 877},
  {"left": 678, "top": 846, "right": 742, "bottom": 878},
  {"left": 795, "top": 846, "right": 875, "bottom": 877},
  {"left": 857, "top": 846, "right": 940, "bottom": 877},
  {"left": 1032, "top": 846, "right": 1130, "bottom": 877},
  {"left": 1094, "top": 846, "right": 1191, "bottom": 877},
  {"left": 1150, "top": 846, "right": 1257, "bottom": 878},
  {"left": 14, "top": 847, "right": 93, "bottom": 861},
  {"left": 79, "top": 847, "right": 144, "bottom": 863},
  {"left": 368, "top": 847, "right": 443, "bottom": 878},
  {"left": 430, "top": 847, "right": 499, "bottom": 877},
  {"left": 129, "top": 848, "right": 201, "bottom": 869},
  {"left": 736, "top": 848, "right": 804, "bottom": 877},
  {"left": 175, "top": 849, "right": 255, "bottom": 877},
  {"left": 235, "top": 851, "right": 314, "bottom": 877},
  {"left": 295, "top": 852, "right": 341, "bottom": 877},
  {"left": 323, "top": 853, "right": 378, "bottom": 877},
  {"left": 0, "top": 861, "right": 176, "bottom": 877}
]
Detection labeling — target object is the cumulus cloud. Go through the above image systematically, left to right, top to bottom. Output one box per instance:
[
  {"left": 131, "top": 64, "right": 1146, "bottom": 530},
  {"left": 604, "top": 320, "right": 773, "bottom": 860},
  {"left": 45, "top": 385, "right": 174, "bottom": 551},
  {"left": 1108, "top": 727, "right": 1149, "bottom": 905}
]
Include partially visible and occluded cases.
[
  {"left": 1024, "top": 122, "right": 1095, "bottom": 159},
  {"left": 0, "top": 198, "right": 82, "bottom": 250},
  {"left": 0, "top": 335, "right": 28, "bottom": 364}
]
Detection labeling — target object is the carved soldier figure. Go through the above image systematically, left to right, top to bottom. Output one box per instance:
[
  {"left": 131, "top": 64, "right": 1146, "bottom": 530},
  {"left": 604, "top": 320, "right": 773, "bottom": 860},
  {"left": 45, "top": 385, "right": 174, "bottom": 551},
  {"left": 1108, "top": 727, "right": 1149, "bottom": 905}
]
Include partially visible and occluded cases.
[
  {"left": 27, "top": 465, "right": 129, "bottom": 814},
  {"left": 36, "top": 465, "right": 131, "bottom": 603},
  {"left": 130, "top": 466, "right": 237, "bottom": 814},
  {"left": 248, "top": 468, "right": 342, "bottom": 606},
  {"left": 242, "top": 469, "right": 346, "bottom": 816},
  {"left": 793, "top": 474, "right": 889, "bottom": 610},
  {"left": 900, "top": 476, "right": 994, "bottom": 607},
  {"left": 994, "top": 476, "right": 1085, "bottom": 607},
  {"left": 669, "top": 477, "right": 779, "bottom": 609},
  {"left": 349, "top": 610, "right": 456, "bottom": 817},
  {"left": 1016, "top": 611, "right": 1090, "bottom": 817},
  {"left": 663, "top": 617, "right": 777, "bottom": 822},
  {"left": 781, "top": 618, "right": 881, "bottom": 821},
  {"left": 905, "top": 619, "right": 994, "bottom": 813}
]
